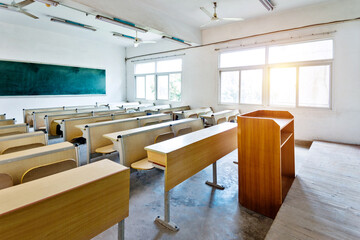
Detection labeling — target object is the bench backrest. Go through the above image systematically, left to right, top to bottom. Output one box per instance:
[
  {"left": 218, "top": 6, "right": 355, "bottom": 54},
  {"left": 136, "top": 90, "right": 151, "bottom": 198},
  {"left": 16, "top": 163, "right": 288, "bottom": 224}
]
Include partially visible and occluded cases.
[
  {"left": 140, "top": 104, "right": 171, "bottom": 112},
  {"left": 159, "top": 105, "right": 190, "bottom": 113},
  {"left": 23, "top": 107, "right": 64, "bottom": 126},
  {"left": 183, "top": 107, "right": 213, "bottom": 118},
  {"left": 33, "top": 109, "right": 77, "bottom": 130},
  {"left": 213, "top": 110, "right": 240, "bottom": 122},
  {"left": 45, "top": 112, "right": 93, "bottom": 135},
  {"left": 61, "top": 112, "right": 148, "bottom": 142},
  {"left": 0, "top": 114, "right": 6, "bottom": 120},
  {"left": 79, "top": 114, "right": 171, "bottom": 156},
  {"left": 115, "top": 118, "right": 203, "bottom": 167},
  {"left": 0, "top": 119, "right": 15, "bottom": 126},
  {"left": 0, "top": 124, "right": 29, "bottom": 137},
  {"left": 0, "top": 132, "right": 47, "bottom": 155},
  {"left": 0, "top": 142, "right": 78, "bottom": 185},
  {"left": 0, "top": 159, "right": 129, "bottom": 240}
]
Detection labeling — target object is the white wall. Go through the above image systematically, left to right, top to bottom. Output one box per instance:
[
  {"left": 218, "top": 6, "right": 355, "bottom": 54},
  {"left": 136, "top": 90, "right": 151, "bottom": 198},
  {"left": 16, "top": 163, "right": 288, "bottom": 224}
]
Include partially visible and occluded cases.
[
  {"left": 126, "top": 0, "right": 360, "bottom": 145},
  {"left": 0, "top": 21, "right": 126, "bottom": 122}
]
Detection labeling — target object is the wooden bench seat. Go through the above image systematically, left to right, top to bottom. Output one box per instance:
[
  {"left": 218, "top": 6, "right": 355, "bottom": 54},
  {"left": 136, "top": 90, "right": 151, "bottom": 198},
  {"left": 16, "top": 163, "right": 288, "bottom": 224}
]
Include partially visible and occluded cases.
[
  {"left": 76, "top": 113, "right": 172, "bottom": 164},
  {"left": 104, "top": 118, "right": 204, "bottom": 168},
  {"left": 0, "top": 119, "right": 15, "bottom": 126},
  {"left": 0, "top": 124, "right": 29, "bottom": 137},
  {"left": 0, "top": 131, "right": 47, "bottom": 155},
  {"left": 0, "top": 142, "right": 79, "bottom": 185},
  {"left": 95, "top": 144, "right": 116, "bottom": 155}
]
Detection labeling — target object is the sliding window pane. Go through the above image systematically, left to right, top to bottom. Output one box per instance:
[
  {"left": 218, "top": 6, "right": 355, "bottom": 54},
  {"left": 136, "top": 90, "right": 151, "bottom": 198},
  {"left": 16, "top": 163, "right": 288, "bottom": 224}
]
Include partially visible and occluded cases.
[
  {"left": 269, "top": 40, "right": 333, "bottom": 64},
  {"left": 220, "top": 48, "right": 265, "bottom": 68},
  {"left": 157, "top": 59, "right": 182, "bottom": 73},
  {"left": 134, "top": 62, "right": 155, "bottom": 74},
  {"left": 299, "top": 65, "right": 330, "bottom": 108},
  {"left": 269, "top": 67, "right": 296, "bottom": 106},
  {"left": 240, "top": 69, "right": 263, "bottom": 104},
  {"left": 220, "top": 71, "right": 239, "bottom": 103},
  {"left": 169, "top": 73, "right": 181, "bottom": 101},
  {"left": 145, "top": 75, "right": 156, "bottom": 100},
  {"left": 157, "top": 75, "right": 169, "bottom": 100},
  {"left": 136, "top": 76, "right": 145, "bottom": 99}
]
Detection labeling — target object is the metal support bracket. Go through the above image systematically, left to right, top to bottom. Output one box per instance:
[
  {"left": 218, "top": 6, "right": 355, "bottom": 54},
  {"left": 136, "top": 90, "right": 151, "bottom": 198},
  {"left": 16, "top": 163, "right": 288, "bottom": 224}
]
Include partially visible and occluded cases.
[
  {"left": 205, "top": 162, "right": 225, "bottom": 190},
  {"left": 155, "top": 190, "right": 179, "bottom": 232},
  {"left": 118, "top": 220, "right": 125, "bottom": 240}
]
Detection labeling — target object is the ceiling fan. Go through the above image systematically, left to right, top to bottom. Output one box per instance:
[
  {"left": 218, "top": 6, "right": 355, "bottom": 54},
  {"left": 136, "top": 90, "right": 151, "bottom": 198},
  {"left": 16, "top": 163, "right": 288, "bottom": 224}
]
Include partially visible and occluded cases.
[
  {"left": 0, "top": 0, "right": 58, "bottom": 19},
  {"left": 200, "top": 2, "right": 243, "bottom": 27},
  {"left": 113, "top": 31, "right": 156, "bottom": 47}
]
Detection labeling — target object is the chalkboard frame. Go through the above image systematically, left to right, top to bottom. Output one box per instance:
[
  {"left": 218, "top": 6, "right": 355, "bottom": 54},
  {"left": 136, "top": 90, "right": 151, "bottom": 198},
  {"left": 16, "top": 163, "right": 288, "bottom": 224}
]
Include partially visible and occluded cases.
[{"left": 0, "top": 59, "right": 106, "bottom": 97}]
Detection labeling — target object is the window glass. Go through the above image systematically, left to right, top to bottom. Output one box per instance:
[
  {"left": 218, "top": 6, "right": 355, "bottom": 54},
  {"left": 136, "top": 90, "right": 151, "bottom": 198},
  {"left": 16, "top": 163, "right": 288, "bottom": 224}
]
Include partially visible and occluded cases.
[
  {"left": 269, "top": 40, "right": 333, "bottom": 64},
  {"left": 220, "top": 48, "right": 265, "bottom": 68},
  {"left": 157, "top": 59, "right": 182, "bottom": 73},
  {"left": 134, "top": 62, "right": 155, "bottom": 74},
  {"left": 299, "top": 65, "right": 330, "bottom": 108},
  {"left": 269, "top": 67, "right": 296, "bottom": 106},
  {"left": 240, "top": 69, "right": 263, "bottom": 104},
  {"left": 220, "top": 71, "right": 239, "bottom": 103},
  {"left": 169, "top": 73, "right": 181, "bottom": 101},
  {"left": 145, "top": 75, "right": 156, "bottom": 100},
  {"left": 157, "top": 75, "right": 169, "bottom": 100},
  {"left": 136, "top": 76, "right": 145, "bottom": 99}
]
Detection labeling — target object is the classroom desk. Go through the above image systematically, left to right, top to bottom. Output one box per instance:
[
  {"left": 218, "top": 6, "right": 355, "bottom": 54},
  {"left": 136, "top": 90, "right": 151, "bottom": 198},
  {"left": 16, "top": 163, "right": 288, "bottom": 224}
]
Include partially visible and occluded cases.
[
  {"left": 144, "top": 122, "right": 237, "bottom": 231},
  {"left": 0, "top": 159, "right": 129, "bottom": 240}
]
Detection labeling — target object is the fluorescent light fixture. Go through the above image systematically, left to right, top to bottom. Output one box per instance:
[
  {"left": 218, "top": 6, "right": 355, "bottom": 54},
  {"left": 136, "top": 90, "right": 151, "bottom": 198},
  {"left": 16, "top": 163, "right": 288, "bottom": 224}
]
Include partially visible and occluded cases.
[
  {"left": 34, "top": 0, "right": 59, "bottom": 6},
  {"left": 259, "top": 0, "right": 274, "bottom": 11},
  {"left": 96, "top": 15, "right": 147, "bottom": 33},
  {"left": 50, "top": 17, "right": 96, "bottom": 31},
  {"left": 113, "top": 32, "right": 136, "bottom": 40},
  {"left": 162, "top": 36, "right": 192, "bottom": 46}
]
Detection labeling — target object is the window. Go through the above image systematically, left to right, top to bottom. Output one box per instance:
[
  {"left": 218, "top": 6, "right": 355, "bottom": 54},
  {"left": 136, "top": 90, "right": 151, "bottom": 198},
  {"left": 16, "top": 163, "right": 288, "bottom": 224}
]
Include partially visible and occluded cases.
[
  {"left": 219, "top": 39, "right": 333, "bottom": 108},
  {"left": 134, "top": 58, "right": 182, "bottom": 101}
]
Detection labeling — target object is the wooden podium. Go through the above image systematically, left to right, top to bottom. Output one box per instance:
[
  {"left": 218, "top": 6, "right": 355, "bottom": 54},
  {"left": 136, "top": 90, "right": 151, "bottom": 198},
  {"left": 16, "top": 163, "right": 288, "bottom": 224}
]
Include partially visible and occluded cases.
[{"left": 237, "top": 110, "right": 295, "bottom": 218}]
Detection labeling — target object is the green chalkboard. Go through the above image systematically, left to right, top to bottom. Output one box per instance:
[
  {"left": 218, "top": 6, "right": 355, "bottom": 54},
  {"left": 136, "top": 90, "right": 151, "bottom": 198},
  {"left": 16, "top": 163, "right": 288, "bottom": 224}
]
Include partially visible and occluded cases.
[{"left": 0, "top": 60, "right": 106, "bottom": 96}]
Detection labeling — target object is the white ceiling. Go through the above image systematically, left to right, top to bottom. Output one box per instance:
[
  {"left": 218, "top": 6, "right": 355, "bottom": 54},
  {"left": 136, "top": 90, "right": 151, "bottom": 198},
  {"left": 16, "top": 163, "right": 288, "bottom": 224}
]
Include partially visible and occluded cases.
[{"left": 0, "top": 0, "right": 337, "bottom": 46}]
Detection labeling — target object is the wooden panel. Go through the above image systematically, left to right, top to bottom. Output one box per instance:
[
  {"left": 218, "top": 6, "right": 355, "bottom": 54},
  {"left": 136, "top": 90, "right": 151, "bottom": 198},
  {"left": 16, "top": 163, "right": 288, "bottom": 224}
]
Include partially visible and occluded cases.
[
  {"left": 183, "top": 107, "right": 213, "bottom": 118},
  {"left": 0, "top": 114, "right": 6, "bottom": 120},
  {"left": 138, "top": 114, "right": 172, "bottom": 126},
  {"left": 0, "top": 119, "right": 15, "bottom": 126},
  {"left": 170, "top": 119, "right": 204, "bottom": 134},
  {"left": 0, "top": 124, "right": 28, "bottom": 137},
  {"left": 165, "top": 125, "right": 236, "bottom": 191},
  {"left": 0, "top": 132, "right": 46, "bottom": 154},
  {"left": 0, "top": 142, "right": 76, "bottom": 185},
  {"left": 0, "top": 160, "right": 129, "bottom": 240},
  {"left": 0, "top": 173, "right": 13, "bottom": 190}
]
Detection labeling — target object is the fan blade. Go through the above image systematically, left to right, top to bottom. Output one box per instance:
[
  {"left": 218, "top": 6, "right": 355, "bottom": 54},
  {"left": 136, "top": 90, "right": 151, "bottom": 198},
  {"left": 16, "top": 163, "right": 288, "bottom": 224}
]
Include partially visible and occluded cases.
[
  {"left": 16, "top": 0, "right": 34, "bottom": 8},
  {"left": 200, "top": 7, "right": 213, "bottom": 19},
  {"left": 20, "top": 9, "right": 38, "bottom": 19},
  {"left": 222, "top": 17, "right": 244, "bottom": 21}
]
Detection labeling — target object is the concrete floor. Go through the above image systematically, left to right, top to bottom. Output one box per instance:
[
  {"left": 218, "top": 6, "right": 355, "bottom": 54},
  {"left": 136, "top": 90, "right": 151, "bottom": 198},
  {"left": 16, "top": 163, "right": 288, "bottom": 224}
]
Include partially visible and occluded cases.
[{"left": 49, "top": 137, "right": 310, "bottom": 240}]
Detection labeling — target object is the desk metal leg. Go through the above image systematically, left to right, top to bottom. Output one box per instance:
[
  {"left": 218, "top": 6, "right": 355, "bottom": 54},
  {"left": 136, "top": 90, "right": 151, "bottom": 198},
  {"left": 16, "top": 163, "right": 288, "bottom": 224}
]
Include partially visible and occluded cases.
[
  {"left": 206, "top": 162, "right": 225, "bottom": 190},
  {"left": 155, "top": 190, "right": 179, "bottom": 232},
  {"left": 118, "top": 220, "right": 125, "bottom": 240}
]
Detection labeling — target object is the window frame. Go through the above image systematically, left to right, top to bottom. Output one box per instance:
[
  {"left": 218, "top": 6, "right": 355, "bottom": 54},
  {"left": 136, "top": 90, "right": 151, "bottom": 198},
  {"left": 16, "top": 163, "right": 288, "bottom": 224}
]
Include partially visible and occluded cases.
[
  {"left": 218, "top": 38, "right": 334, "bottom": 109},
  {"left": 134, "top": 58, "right": 182, "bottom": 102}
]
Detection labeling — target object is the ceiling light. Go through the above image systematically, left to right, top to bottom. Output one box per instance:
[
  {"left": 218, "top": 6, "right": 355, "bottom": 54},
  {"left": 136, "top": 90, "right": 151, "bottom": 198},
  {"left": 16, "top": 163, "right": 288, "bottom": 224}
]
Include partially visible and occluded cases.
[
  {"left": 34, "top": 0, "right": 59, "bottom": 7},
  {"left": 259, "top": 0, "right": 274, "bottom": 11},
  {"left": 95, "top": 15, "right": 147, "bottom": 33},
  {"left": 50, "top": 17, "right": 96, "bottom": 31},
  {"left": 113, "top": 32, "right": 136, "bottom": 40},
  {"left": 162, "top": 36, "right": 192, "bottom": 46}
]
